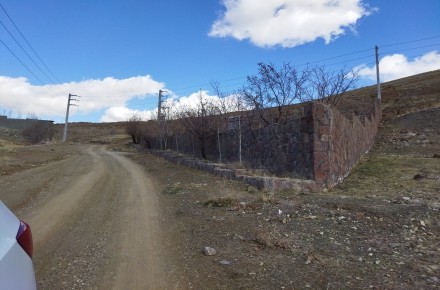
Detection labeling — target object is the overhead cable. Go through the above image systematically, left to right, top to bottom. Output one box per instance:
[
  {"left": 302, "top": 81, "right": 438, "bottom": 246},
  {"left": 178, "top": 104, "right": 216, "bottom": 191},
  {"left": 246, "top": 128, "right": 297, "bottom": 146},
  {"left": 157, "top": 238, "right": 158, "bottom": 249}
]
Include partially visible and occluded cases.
[{"left": 0, "top": 37, "right": 45, "bottom": 85}]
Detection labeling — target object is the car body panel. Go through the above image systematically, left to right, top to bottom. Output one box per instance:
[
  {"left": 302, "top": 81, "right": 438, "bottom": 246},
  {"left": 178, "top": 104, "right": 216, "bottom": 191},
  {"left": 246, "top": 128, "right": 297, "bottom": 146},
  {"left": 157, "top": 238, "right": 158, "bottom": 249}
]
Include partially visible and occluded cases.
[{"left": 0, "top": 201, "right": 36, "bottom": 290}]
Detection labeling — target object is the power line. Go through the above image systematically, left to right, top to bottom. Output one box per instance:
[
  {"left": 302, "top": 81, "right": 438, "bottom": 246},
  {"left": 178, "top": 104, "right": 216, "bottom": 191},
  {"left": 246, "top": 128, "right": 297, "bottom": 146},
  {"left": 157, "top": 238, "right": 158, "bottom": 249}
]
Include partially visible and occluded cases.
[
  {"left": 0, "top": 2, "right": 62, "bottom": 85},
  {"left": 0, "top": 20, "right": 55, "bottom": 84},
  {"left": 380, "top": 35, "right": 440, "bottom": 48},
  {"left": 169, "top": 36, "right": 440, "bottom": 96},
  {"left": 0, "top": 37, "right": 45, "bottom": 85},
  {"left": 382, "top": 43, "right": 440, "bottom": 55},
  {"left": 170, "top": 48, "right": 376, "bottom": 95},
  {"left": 296, "top": 48, "right": 373, "bottom": 67}
]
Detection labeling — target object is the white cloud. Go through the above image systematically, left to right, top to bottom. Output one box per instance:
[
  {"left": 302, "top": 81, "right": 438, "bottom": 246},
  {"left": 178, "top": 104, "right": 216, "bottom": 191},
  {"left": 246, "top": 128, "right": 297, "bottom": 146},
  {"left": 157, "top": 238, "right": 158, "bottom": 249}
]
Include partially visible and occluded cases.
[
  {"left": 209, "top": 0, "right": 373, "bottom": 48},
  {"left": 356, "top": 51, "right": 440, "bottom": 82},
  {"left": 0, "top": 75, "right": 164, "bottom": 121},
  {"left": 106, "top": 89, "right": 245, "bottom": 124},
  {"left": 100, "top": 91, "right": 219, "bottom": 122},
  {"left": 100, "top": 107, "right": 153, "bottom": 123}
]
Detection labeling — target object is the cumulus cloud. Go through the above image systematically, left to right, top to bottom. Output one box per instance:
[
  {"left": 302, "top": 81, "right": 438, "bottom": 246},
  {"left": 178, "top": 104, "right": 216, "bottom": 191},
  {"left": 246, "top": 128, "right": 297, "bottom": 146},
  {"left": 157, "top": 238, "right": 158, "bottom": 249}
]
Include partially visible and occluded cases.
[
  {"left": 209, "top": 0, "right": 373, "bottom": 48},
  {"left": 355, "top": 51, "right": 440, "bottom": 82},
  {"left": 0, "top": 75, "right": 164, "bottom": 122},
  {"left": 105, "top": 89, "right": 244, "bottom": 123},
  {"left": 166, "top": 90, "right": 245, "bottom": 115},
  {"left": 100, "top": 91, "right": 219, "bottom": 123},
  {"left": 100, "top": 107, "right": 153, "bottom": 123}
]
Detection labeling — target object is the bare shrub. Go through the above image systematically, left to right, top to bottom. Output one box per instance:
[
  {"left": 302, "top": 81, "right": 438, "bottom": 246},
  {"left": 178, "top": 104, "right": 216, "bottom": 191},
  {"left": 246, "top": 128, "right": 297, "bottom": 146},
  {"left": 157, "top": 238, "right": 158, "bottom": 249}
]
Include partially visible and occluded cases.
[
  {"left": 125, "top": 114, "right": 143, "bottom": 144},
  {"left": 21, "top": 121, "right": 54, "bottom": 144}
]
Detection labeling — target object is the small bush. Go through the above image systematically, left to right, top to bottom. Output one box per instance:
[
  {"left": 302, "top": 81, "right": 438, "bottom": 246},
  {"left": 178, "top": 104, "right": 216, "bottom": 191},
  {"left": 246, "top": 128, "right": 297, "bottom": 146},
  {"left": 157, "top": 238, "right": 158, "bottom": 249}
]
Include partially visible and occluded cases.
[
  {"left": 21, "top": 121, "right": 54, "bottom": 144},
  {"left": 203, "top": 197, "right": 237, "bottom": 207}
]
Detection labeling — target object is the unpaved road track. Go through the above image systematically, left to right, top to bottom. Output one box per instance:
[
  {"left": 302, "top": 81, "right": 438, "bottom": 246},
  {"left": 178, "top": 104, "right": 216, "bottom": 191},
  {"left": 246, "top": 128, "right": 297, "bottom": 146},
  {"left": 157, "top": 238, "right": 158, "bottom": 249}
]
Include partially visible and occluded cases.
[{"left": 0, "top": 145, "right": 166, "bottom": 289}]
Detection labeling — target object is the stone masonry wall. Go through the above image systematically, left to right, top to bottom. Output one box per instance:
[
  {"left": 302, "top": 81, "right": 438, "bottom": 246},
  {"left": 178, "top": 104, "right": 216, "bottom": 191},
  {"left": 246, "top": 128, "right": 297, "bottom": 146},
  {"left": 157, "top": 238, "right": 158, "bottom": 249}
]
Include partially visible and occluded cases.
[
  {"left": 145, "top": 100, "right": 381, "bottom": 192},
  {"left": 311, "top": 101, "right": 382, "bottom": 189},
  {"left": 149, "top": 108, "right": 314, "bottom": 180}
]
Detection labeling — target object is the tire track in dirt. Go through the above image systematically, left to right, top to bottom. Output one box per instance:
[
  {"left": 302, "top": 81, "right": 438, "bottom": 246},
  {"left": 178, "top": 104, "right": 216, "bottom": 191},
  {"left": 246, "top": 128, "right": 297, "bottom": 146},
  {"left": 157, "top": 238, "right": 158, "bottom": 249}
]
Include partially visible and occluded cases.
[
  {"left": 1, "top": 145, "right": 166, "bottom": 289},
  {"left": 102, "top": 150, "right": 165, "bottom": 290}
]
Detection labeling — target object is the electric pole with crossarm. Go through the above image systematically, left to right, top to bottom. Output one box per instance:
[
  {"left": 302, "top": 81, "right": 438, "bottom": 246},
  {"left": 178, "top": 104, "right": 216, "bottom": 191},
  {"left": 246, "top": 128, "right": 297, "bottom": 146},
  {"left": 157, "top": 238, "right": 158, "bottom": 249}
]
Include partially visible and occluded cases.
[
  {"left": 157, "top": 89, "right": 167, "bottom": 149},
  {"left": 63, "top": 93, "right": 79, "bottom": 143}
]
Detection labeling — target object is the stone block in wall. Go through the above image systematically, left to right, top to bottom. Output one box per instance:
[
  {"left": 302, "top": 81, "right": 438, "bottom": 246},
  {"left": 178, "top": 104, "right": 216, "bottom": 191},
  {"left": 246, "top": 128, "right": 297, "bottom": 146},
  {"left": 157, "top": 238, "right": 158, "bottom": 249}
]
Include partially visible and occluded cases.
[
  {"left": 313, "top": 103, "right": 326, "bottom": 117},
  {"left": 319, "top": 126, "right": 330, "bottom": 135},
  {"left": 302, "top": 133, "right": 310, "bottom": 143},
  {"left": 320, "top": 134, "right": 329, "bottom": 142},
  {"left": 313, "top": 151, "right": 328, "bottom": 163},
  {"left": 319, "top": 160, "right": 330, "bottom": 171},
  {"left": 214, "top": 168, "right": 235, "bottom": 179},
  {"left": 314, "top": 168, "right": 328, "bottom": 182},
  {"left": 242, "top": 176, "right": 265, "bottom": 190},
  {"left": 302, "top": 180, "right": 321, "bottom": 193}
]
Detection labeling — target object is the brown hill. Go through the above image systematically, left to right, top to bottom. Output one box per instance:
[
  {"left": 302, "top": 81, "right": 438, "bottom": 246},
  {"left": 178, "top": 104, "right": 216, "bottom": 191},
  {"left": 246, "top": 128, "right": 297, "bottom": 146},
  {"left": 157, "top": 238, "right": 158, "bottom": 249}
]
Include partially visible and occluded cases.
[{"left": 337, "top": 69, "right": 440, "bottom": 121}]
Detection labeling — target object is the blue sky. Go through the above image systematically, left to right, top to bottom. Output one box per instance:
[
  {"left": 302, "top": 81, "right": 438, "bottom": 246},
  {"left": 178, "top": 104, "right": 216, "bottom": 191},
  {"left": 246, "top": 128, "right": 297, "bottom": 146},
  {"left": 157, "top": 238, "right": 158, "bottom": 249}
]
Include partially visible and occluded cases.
[{"left": 0, "top": 0, "right": 439, "bottom": 123}]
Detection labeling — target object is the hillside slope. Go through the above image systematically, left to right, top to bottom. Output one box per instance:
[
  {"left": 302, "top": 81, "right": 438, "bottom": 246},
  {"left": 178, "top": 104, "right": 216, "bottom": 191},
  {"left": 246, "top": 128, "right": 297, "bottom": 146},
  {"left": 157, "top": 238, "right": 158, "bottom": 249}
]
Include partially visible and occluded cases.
[{"left": 337, "top": 69, "right": 440, "bottom": 121}]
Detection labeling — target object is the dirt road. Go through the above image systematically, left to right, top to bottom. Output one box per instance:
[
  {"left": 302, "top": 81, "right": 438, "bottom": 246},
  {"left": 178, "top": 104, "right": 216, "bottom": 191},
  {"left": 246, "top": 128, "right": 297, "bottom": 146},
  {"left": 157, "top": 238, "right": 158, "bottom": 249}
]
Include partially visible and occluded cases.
[{"left": 0, "top": 145, "right": 166, "bottom": 289}]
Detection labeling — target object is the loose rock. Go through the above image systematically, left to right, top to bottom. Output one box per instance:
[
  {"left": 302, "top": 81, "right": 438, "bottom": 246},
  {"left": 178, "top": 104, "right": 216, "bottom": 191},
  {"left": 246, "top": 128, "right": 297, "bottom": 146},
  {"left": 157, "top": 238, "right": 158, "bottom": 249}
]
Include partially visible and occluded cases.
[
  {"left": 203, "top": 246, "right": 217, "bottom": 256},
  {"left": 219, "top": 260, "right": 231, "bottom": 265}
]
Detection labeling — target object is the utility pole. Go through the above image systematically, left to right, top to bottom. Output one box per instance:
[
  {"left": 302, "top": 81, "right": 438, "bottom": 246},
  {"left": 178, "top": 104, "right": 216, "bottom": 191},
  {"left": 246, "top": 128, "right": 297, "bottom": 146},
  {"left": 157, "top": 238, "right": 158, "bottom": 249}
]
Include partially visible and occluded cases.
[
  {"left": 375, "top": 45, "right": 382, "bottom": 102},
  {"left": 157, "top": 89, "right": 167, "bottom": 149},
  {"left": 158, "top": 89, "right": 166, "bottom": 121},
  {"left": 63, "top": 93, "right": 79, "bottom": 143}
]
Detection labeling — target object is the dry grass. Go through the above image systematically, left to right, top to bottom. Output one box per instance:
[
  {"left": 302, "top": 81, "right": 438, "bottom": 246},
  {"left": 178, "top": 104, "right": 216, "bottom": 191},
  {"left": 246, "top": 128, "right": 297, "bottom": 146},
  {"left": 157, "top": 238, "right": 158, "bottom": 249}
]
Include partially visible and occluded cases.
[{"left": 0, "top": 139, "right": 20, "bottom": 151}]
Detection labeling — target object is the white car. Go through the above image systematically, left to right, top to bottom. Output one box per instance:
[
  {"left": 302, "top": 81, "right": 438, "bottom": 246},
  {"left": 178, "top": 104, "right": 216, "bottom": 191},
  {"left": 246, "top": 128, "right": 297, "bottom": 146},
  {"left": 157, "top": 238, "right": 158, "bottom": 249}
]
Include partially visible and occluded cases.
[{"left": 0, "top": 201, "right": 36, "bottom": 290}]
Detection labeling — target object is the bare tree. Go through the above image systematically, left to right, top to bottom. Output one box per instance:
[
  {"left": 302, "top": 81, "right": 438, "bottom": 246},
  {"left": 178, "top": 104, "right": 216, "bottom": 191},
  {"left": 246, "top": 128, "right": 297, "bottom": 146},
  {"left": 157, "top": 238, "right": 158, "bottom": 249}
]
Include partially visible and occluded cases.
[
  {"left": 241, "top": 62, "right": 309, "bottom": 126},
  {"left": 241, "top": 62, "right": 359, "bottom": 125},
  {"left": 304, "top": 65, "right": 359, "bottom": 106},
  {"left": 211, "top": 82, "right": 248, "bottom": 163},
  {"left": 176, "top": 92, "right": 218, "bottom": 159},
  {"left": 26, "top": 112, "right": 39, "bottom": 120},
  {"left": 125, "top": 114, "right": 143, "bottom": 144}
]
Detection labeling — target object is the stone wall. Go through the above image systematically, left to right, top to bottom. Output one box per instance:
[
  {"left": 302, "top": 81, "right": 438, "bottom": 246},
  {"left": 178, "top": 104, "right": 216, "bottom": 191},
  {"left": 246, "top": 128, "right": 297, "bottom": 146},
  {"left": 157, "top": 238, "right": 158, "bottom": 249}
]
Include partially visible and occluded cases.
[
  {"left": 144, "top": 100, "right": 382, "bottom": 192},
  {"left": 311, "top": 101, "right": 382, "bottom": 189},
  {"left": 148, "top": 108, "right": 315, "bottom": 180},
  {"left": 0, "top": 115, "right": 53, "bottom": 130}
]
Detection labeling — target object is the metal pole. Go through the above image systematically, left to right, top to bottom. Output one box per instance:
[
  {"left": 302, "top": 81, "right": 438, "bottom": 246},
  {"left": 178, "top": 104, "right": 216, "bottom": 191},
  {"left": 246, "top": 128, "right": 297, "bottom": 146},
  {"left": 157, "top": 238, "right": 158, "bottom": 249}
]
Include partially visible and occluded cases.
[{"left": 375, "top": 45, "right": 381, "bottom": 102}]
